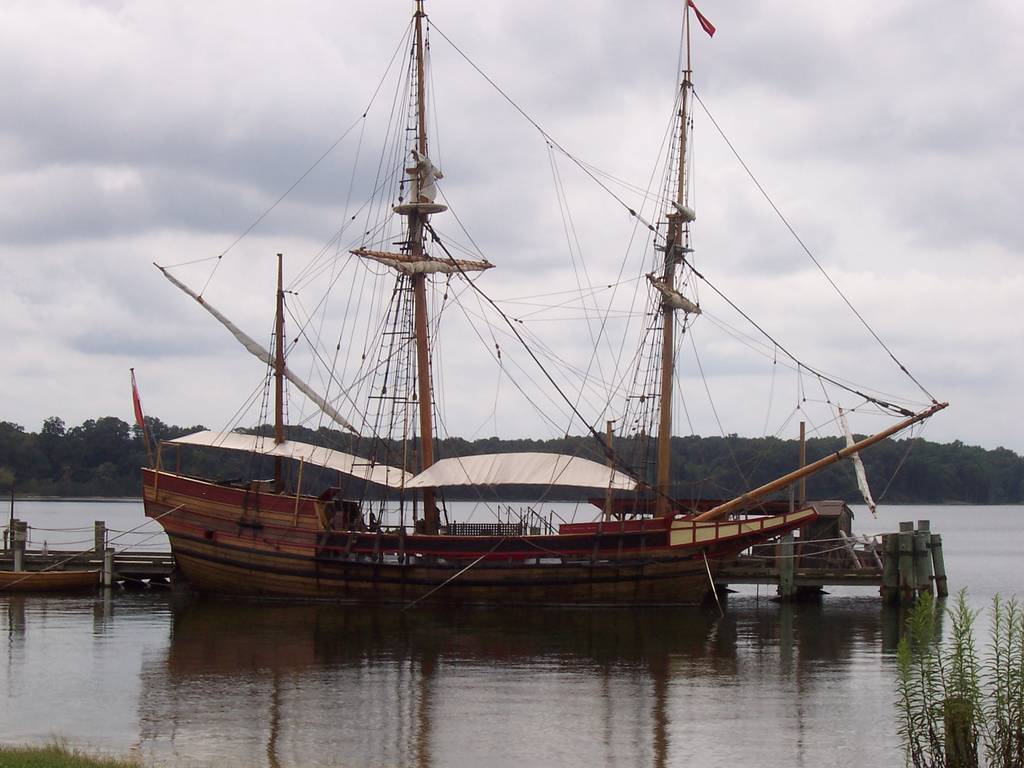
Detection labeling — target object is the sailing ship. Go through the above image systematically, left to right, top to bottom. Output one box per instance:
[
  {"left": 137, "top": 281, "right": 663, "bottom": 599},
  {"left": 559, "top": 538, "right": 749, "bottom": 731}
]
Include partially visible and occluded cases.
[{"left": 141, "top": 1, "right": 945, "bottom": 605}]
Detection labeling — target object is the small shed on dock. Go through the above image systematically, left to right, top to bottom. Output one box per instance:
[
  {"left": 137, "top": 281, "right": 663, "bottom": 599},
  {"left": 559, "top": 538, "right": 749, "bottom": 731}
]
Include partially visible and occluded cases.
[
  {"left": 797, "top": 500, "right": 854, "bottom": 568},
  {"left": 800, "top": 500, "right": 853, "bottom": 540}
]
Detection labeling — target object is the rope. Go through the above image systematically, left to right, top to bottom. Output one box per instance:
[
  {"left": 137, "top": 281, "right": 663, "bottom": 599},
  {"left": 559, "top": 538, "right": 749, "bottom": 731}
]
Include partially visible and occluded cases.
[
  {"left": 194, "top": 19, "right": 415, "bottom": 298},
  {"left": 428, "top": 21, "right": 663, "bottom": 240},
  {"left": 424, "top": 24, "right": 937, "bottom": 421},
  {"left": 691, "top": 89, "right": 935, "bottom": 404},
  {"left": 423, "top": 221, "right": 662, "bottom": 500},
  {"left": 683, "top": 260, "right": 917, "bottom": 418},
  {"left": 876, "top": 425, "right": 925, "bottom": 503},
  {"left": 25, "top": 537, "right": 93, "bottom": 548},
  {"left": 401, "top": 537, "right": 507, "bottom": 611},
  {"left": 743, "top": 542, "right": 864, "bottom": 560},
  {"left": 703, "top": 550, "right": 724, "bottom": 617}
]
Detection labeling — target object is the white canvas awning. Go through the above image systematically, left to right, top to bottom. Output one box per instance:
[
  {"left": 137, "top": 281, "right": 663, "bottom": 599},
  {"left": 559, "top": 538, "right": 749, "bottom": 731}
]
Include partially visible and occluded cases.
[
  {"left": 166, "top": 430, "right": 411, "bottom": 489},
  {"left": 404, "top": 452, "right": 637, "bottom": 490}
]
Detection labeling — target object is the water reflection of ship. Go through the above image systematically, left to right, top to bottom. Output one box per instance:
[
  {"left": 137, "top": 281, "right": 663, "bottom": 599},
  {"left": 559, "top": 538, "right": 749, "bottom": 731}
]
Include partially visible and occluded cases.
[{"left": 133, "top": 595, "right": 905, "bottom": 767}]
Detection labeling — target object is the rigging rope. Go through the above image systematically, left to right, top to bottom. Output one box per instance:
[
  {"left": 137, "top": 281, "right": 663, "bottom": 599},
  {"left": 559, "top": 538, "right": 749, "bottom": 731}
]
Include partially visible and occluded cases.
[
  {"left": 196, "top": 19, "right": 416, "bottom": 298},
  {"left": 428, "top": 20, "right": 938, "bottom": 420},
  {"left": 427, "top": 21, "right": 664, "bottom": 239},
  {"left": 691, "top": 89, "right": 936, "bottom": 404},
  {"left": 421, "top": 221, "right": 677, "bottom": 498},
  {"left": 683, "top": 260, "right": 917, "bottom": 418}
]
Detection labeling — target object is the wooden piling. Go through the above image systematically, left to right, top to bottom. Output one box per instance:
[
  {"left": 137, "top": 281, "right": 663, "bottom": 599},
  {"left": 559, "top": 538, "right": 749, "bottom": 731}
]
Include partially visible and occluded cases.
[
  {"left": 798, "top": 421, "right": 806, "bottom": 508},
  {"left": 12, "top": 519, "right": 25, "bottom": 572},
  {"left": 94, "top": 520, "right": 106, "bottom": 553},
  {"left": 898, "top": 524, "right": 916, "bottom": 603},
  {"left": 914, "top": 526, "right": 934, "bottom": 598},
  {"left": 777, "top": 532, "right": 795, "bottom": 600},
  {"left": 931, "top": 533, "right": 949, "bottom": 598},
  {"left": 881, "top": 534, "right": 899, "bottom": 604},
  {"left": 102, "top": 547, "right": 115, "bottom": 588},
  {"left": 944, "top": 697, "right": 978, "bottom": 768}
]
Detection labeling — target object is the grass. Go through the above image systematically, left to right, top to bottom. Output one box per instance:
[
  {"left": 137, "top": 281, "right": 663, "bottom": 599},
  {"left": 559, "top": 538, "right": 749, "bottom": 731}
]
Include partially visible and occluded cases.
[{"left": 0, "top": 744, "right": 141, "bottom": 768}]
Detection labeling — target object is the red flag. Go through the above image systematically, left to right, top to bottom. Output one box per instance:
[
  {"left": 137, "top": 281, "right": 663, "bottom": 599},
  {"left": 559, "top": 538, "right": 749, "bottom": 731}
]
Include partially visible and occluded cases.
[
  {"left": 688, "top": 0, "right": 716, "bottom": 37},
  {"left": 130, "top": 368, "right": 146, "bottom": 430},
  {"left": 131, "top": 368, "right": 155, "bottom": 466}
]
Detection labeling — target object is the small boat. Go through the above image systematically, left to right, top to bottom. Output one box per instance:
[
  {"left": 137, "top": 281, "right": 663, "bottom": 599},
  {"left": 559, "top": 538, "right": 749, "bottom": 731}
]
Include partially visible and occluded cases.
[
  {"left": 141, "top": 1, "right": 945, "bottom": 605},
  {"left": 0, "top": 569, "right": 100, "bottom": 593}
]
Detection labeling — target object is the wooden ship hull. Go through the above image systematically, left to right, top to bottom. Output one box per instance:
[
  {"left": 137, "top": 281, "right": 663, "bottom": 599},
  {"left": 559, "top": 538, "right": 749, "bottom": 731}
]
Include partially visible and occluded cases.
[
  {"left": 143, "top": 469, "right": 815, "bottom": 605},
  {"left": 0, "top": 568, "right": 100, "bottom": 593}
]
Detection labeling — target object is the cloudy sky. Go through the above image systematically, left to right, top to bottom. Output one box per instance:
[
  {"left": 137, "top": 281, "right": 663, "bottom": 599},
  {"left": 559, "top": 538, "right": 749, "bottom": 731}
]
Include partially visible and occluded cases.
[{"left": 1, "top": 0, "right": 1021, "bottom": 453}]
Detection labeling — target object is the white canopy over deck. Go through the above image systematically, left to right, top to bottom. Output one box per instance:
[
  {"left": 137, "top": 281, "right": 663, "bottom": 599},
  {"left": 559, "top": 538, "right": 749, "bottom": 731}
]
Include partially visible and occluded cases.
[
  {"left": 165, "top": 430, "right": 411, "bottom": 489},
  {"left": 404, "top": 452, "right": 637, "bottom": 490}
]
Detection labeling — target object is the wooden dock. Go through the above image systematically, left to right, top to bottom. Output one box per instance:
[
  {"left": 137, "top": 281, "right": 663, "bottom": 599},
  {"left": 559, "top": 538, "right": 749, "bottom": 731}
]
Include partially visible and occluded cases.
[
  {"left": 716, "top": 519, "right": 948, "bottom": 603},
  {"left": 0, "top": 550, "right": 175, "bottom": 589}
]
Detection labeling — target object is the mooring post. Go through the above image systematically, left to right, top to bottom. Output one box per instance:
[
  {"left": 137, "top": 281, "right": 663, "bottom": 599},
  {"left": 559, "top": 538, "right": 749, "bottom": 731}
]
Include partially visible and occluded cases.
[
  {"left": 12, "top": 519, "right": 25, "bottom": 572},
  {"left": 914, "top": 520, "right": 934, "bottom": 598},
  {"left": 94, "top": 521, "right": 106, "bottom": 553},
  {"left": 898, "top": 522, "right": 915, "bottom": 603},
  {"left": 778, "top": 532, "right": 795, "bottom": 600},
  {"left": 931, "top": 533, "right": 949, "bottom": 598},
  {"left": 881, "top": 534, "right": 899, "bottom": 604},
  {"left": 102, "top": 547, "right": 114, "bottom": 588}
]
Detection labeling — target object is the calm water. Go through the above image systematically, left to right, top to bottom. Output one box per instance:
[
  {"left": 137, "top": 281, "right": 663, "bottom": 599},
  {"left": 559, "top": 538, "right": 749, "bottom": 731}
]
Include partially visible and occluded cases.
[{"left": 1, "top": 503, "right": 1022, "bottom": 767}]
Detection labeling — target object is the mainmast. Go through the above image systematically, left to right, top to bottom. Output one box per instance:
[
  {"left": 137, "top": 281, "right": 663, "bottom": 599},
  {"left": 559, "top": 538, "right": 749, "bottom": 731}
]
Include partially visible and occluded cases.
[
  {"left": 408, "top": 0, "right": 439, "bottom": 534},
  {"left": 349, "top": 1, "right": 491, "bottom": 532},
  {"left": 654, "top": 5, "right": 697, "bottom": 518},
  {"left": 274, "top": 252, "right": 286, "bottom": 492}
]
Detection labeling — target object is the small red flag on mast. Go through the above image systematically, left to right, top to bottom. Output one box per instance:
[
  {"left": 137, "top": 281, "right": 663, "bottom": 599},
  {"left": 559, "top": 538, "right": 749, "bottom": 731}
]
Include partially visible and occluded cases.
[
  {"left": 688, "top": 0, "right": 716, "bottom": 37},
  {"left": 131, "top": 368, "right": 155, "bottom": 467},
  {"left": 131, "top": 368, "right": 146, "bottom": 430}
]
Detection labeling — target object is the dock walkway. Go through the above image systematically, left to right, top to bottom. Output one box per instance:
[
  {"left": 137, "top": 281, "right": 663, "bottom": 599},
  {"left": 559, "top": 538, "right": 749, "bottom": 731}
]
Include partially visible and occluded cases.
[{"left": 0, "top": 550, "right": 174, "bottom": 586}]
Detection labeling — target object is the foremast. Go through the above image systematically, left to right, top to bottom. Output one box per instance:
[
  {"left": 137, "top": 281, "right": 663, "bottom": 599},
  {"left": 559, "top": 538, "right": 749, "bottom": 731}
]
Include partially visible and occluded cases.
[{"left": 655, "top": 4, "right": 699, "bottom": 518}]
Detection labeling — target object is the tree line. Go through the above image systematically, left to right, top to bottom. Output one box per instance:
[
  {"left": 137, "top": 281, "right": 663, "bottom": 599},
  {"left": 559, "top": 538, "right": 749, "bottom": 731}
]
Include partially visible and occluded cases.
[{"left": 0, "top": 415, "right": 1022, "bottom": 504}]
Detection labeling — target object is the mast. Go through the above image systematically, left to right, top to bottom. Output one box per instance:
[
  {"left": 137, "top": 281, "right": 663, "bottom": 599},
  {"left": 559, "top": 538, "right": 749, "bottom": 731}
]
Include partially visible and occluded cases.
[
  {"left": 349, "top": 0, "right": 464, "bottom": 532},
  {"left": 410, "top": 0, "right": 438, "bottom": 534},
  {"left": 655, "top": 5, "right": 694, "bottom": 518},
  {"left": 274, "top": 252, "right": 286, "bottom": 492}
]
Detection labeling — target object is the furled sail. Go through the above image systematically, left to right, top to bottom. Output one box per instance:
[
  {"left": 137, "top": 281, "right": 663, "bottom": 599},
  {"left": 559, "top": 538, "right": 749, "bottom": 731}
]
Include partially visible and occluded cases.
[
  {"left": 410, "top": 149, "right": 443, "bottom": 203},
  {"left": 671, "top": 202, "right": 697, "bottom": 222},
  {"left": 351, "top": 248, "right": 493, "bottom": 276},
  {"left": 156, "top": 265, "right": 358, "bottom": 435},
  {"left": 647, "top": 274, "right": 700, "bottom": 314},
  {"left": 838, "top": 406, "right": 878, "bottom": 518},
  {"left": 167, "top": 430, "right": 410, "bottom": 488},
  {"left": 404, "top": 452, "right": 637, "bottom": 490}
]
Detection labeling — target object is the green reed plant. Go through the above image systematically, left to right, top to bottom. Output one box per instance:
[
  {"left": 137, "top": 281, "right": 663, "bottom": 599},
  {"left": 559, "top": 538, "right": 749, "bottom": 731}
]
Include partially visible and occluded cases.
[
  {"left": 897, "top": 590, "right": 1024, "bottom": 768},
  {"left": 982, "top": 596, "right": 1024, "bottom": 768}
]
